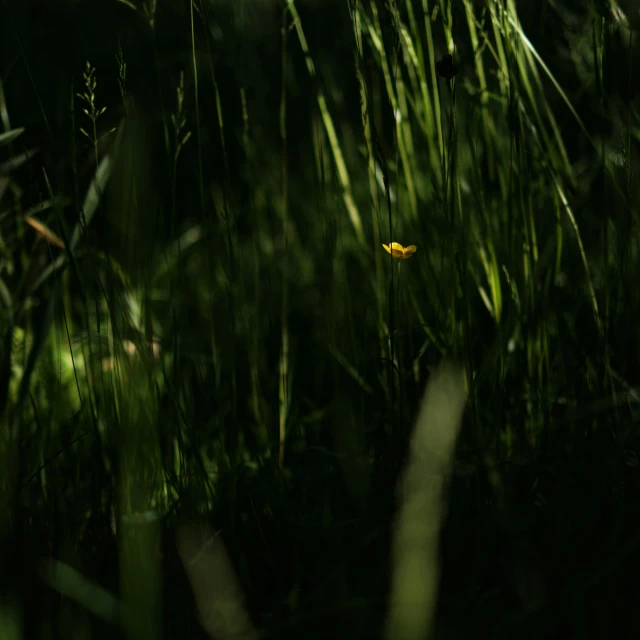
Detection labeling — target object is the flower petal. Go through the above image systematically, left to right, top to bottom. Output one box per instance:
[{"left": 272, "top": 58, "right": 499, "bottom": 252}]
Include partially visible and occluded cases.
[
  {"left": 383, "top": 242, "right": 414, "bottom": 259},
  {"left": 389, "top": 242, "right": 405, "bottom": 258},
  {"left": 402, "top": 245, "right": 417, "bottom": 258}
]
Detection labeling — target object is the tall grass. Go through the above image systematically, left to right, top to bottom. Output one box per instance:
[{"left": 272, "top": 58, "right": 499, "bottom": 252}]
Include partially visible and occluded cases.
[{"left": 0, "top": 0, "right": 639, "bottom": 638}]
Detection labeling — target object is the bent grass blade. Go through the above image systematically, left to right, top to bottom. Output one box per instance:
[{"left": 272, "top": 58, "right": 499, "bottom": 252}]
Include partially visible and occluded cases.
[{"left": 385, "top": 360, "right": 467, "bottom": 640}]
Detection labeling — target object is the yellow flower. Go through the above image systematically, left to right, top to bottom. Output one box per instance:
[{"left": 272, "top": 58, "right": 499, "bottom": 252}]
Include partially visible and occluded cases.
[{"left": 382, "top": 242, "right": 417, "bottom": 259}]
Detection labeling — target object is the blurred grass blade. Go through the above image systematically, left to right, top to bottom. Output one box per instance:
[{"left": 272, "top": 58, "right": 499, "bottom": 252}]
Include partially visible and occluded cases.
[
  {"left": 115, "top": 0, "right": 137, "bottom": 10},
  {"left": 0, "top": 127, "right": 24, "bottom": 148},
  {"left": 0, "top": 148, "right": 39, "bottom": 174},
  {"left": 70, "top": 152, "right": 112, "bottom": 252},
  {"left": 22, "top": 196, "right": 72, "bottom": 218},
  {"left": 23, "top": 215, "right": 65, "bottom": 249},
  {"left": 152, "top": 224, "right": 204, "bottom": 283},
  {"left": 0, "top": 272, "right": 13, "bottom": 417},
  {"left": 0, "top": 277, "right": 12, "bottom": 317},
  {"left": 0, "top": 317, "right": 12, "bottom": 416},
  {"left": 278, "top": 321, "right": 290, "bottom": 467},
  {"left": 328, "top": 343, "right": 374, "bottom": 395},
  {"left": 385, "top": 360, "right": 467, "bottom": 640},
  {"left": 119, "top": 508, "right": 162, "bottom": 640},
  {"left": 177, "top": 523, "right": 258, "bottom": 640},
  {"left": 39, "top": 558, "right": 125, "bottom": 626},
  {"left": 0, "top": 601, "right": 21, "bottom": 640}
]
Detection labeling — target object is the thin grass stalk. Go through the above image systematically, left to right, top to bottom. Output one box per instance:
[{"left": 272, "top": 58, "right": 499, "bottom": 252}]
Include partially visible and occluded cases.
[
  {"left": 189, "top": 0, "right": 205, "bottom": 215},
  {"left": 286, "top": 0, "right": 365, "bottom": 247},
  {"left": 422, "top": 0, "right": 444, "bottom": 163},
  {"left": 439, "top": 0, "right": 453, "bottom": 55},
  {"left": 462, "top": 0, "right": 496, "bottom": 181},
  {"left": 201, "top": 1, "right": 231, "bottom": 205},
  {"left": 387, "top": 1, "right": 419, "bottom": 219},
  {"left": 403, "top": 1, "right": 432, "bottom": 133},
  {"left": 499, "top": 1, "right": 577, "bottom": 181},
  {"left": 197, "top": 2, "right": 241, "bottom": 478},
  {"left": 354, "top": 2, "right": 399, "bottom": 423},
  {"left": 279, "top": 3, "right": 290, "bottom": 468},
  {"left": 367, "top": 3, "right": 418, "bottom": 220},
  {"left": 352, "top": 4, "right": 386, "bottom": 355},
  {"left": 489, "top": 4, "right": 509, "bottom": 104},
  {"left": 593, "top": 6, "right": 619, "bottom": 430},
  {"left": 399, "top": 17, "right": 441, "bottom": 178},
  {"left": 447, "top": 73, "right": 478, "bottom": 439},
  {"left": 44, "top": 173, "right": 89, "bottom": 433},
  {"left": 551, "top": 173, "right": 603, "bottom": 341},
  {"left": 386, "top": 198, "right": 397, "bottom": 436}
]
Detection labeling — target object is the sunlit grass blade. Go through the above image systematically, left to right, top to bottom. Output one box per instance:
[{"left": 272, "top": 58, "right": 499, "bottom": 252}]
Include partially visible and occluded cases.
[
  {"left": 286, "top": 0, "right": 366, "bottom": 247},
  {"left": 385, "top": 360, "right": 467, "bottom": 640}
]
